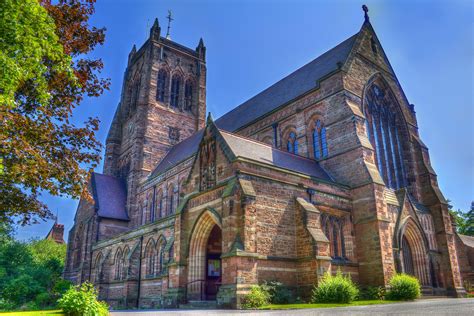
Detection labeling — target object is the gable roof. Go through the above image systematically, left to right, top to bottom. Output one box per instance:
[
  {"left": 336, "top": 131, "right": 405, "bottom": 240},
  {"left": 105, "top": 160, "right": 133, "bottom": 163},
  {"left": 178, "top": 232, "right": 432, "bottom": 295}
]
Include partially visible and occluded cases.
[
  {"left": 150, "top": 31, "right": 360, "bottom": 178},
  {"left": 215, "top": 33, "right": 358, "bottom": 132},
  {"left": 150, "top": 129, "right": 204, "bottom": 177},
  {"left": 219, "top": 130, "right": 332, "bottom": 181},
  {"left": 92, "top": 173, "right": 129, "bottom": 221}
]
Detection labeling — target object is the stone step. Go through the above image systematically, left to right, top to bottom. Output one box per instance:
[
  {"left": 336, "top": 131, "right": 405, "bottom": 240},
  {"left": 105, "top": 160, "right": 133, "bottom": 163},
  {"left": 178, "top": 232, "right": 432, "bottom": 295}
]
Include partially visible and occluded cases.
[{"left": 179, "top": 300, "right": 218, "bottom": 309}]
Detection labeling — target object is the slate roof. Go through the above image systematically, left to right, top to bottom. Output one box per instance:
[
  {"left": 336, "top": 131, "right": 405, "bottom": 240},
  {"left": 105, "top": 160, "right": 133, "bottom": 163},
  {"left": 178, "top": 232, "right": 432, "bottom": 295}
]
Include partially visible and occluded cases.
[
  {"left": 150, "top": 32, "right": 359, "bottom": 178},
  {"left": 215, "top": 33, "right": 358, "bottom": 132},
  {"left": 150, "top": 129, "right": 204, "bottom": 177},
  {"left": 219, "top": 130, "right": 332, "bottom": 181},
  {"left": 92, "top": 173, "right": 129, "bottom": 220}
]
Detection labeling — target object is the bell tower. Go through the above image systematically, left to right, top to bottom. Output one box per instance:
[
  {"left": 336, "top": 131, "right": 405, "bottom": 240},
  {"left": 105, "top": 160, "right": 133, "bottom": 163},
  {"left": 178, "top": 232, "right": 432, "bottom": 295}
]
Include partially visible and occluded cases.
[{"left": 103, "top": 17, "right": 206, "bottom": 226}]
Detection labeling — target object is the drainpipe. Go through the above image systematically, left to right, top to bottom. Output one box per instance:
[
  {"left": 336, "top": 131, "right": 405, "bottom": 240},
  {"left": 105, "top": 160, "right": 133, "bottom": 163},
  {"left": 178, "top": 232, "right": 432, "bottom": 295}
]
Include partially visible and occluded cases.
[{"left": 136, "top": 235, "right": 144, "bottom": 308}]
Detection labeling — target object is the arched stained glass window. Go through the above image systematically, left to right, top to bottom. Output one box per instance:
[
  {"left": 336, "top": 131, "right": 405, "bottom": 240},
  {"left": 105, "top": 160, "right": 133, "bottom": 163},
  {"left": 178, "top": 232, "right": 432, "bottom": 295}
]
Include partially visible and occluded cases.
[
  {"left": 156, "top": 70, "right": 167, "bottom": 102},
  {"left": 170, "top": 75, "right": 182, "bottom": 108},
  {"left": 364, "top": 82, "right": 407, "bottom": 189},
  {"left": 313, "top": 120, "right": 328, "bottom": 159},
  {"left": 321, "top": 127, "right": 328, "bottom": 157},
  {"left": 313, "top": 129, "right": 321, "bottom": 159},
  {"left": 155, "top": 190, "right": 163, "bottom": 220},
  {"left": 321, "top": 214, "right": 346, "bottom": 260},
  {"left": 156, "top": 239, "right": 166, "bottom": 274},
  {"left": 145, "top": 240, "right": 155, "bottom": 276},
  {"left": 115, "top": 249, "right": 123, "bottom": 280}
]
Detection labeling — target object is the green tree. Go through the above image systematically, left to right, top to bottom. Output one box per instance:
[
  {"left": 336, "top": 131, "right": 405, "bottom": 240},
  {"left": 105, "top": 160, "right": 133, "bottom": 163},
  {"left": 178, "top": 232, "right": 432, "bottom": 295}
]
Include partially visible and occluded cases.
[
  {"left": 0, "top": 0, "right": 108, "bottom": 225},
  {"left": 449, "top": 200, "right": 474, "bottom": 236},
  {"left": 0, "top": 222, "right": 14, "bottom": 244},
  {"left": 0, "top": 236, "right": 69, "bottom": 310},
  {"left": 29, "top": 239, "right": 67, "bottom": 265}
]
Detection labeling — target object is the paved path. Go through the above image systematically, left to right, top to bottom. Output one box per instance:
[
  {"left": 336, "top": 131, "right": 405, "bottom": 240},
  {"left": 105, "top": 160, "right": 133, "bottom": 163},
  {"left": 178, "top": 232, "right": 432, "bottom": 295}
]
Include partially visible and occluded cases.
[{"left": 111, "top": 298, "right": 474, "bottom": 315}]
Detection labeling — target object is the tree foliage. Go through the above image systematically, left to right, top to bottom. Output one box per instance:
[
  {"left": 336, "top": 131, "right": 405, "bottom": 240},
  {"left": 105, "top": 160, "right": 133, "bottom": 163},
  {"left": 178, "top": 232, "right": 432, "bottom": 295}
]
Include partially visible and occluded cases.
[
  {"left": 0, "top": 0, "right": 109, "bottom": 225},
  {"left": 449, "top": 200, "right": 474, "bottom": 236},
  {"left": 0, "top": 230, "right": 70, "bottom": 310}
]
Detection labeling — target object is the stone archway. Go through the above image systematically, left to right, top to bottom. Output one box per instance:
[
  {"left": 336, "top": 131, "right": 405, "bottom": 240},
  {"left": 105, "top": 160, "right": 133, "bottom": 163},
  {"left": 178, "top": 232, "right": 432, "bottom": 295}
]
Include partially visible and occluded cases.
[
  {"left": 187, "top": 210, "right": 222, "bottom": 300},
  {"left": 400, "top": 219, "right": 431, "bottom": 286}
]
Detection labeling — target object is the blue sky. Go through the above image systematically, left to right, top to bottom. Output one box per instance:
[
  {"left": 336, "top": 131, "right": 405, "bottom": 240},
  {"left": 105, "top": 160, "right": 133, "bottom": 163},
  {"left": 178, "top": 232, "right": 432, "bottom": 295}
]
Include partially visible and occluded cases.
[{"left": 16, "top": 0, "right": 473, "bottom": 240}]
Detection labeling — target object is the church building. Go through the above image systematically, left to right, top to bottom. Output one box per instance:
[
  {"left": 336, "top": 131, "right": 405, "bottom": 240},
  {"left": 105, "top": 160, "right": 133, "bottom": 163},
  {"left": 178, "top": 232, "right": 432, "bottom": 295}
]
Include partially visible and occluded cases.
[{"left": 64, "top": 7, "right": 467, "bottom": 308}]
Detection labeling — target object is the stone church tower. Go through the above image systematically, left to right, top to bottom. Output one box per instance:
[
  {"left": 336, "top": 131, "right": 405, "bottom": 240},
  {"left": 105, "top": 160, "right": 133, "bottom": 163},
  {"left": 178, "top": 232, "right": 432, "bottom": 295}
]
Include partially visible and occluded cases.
[{"left": 103, "top": 19, "right": 206, "bottom": 226}]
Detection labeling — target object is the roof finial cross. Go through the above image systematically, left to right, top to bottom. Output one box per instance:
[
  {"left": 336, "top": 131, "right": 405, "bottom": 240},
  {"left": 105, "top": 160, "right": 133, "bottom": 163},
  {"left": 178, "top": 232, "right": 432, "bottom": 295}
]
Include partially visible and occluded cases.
[
  {"left": 362, "top": 4, "right": 370, "bottom": 22},
  {"left": 166, "top": 10, "right": 173, "bottom": 39}
]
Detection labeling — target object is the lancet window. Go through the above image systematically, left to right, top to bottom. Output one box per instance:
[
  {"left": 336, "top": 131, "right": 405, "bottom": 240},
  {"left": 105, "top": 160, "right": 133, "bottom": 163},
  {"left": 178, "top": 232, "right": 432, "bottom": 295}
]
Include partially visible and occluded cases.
[
  {"left": 156, "top": 69, "right": 168, "bottom": 102},
  {"left": 364, "top": 82, "right": 407, "bottom": 189},
  {"left": 312, "top": 120, "right": 328, "bottom": 159}
]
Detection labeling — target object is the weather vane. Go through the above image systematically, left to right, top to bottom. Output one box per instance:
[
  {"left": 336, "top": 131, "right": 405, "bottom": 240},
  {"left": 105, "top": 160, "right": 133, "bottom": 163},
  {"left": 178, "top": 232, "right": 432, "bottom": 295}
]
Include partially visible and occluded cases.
[
  {"left": 362, "top": 4, "right": 369, "bottom": 22},
  {"left": 166, "top": 10, "right": 173, "bottom": 39}
]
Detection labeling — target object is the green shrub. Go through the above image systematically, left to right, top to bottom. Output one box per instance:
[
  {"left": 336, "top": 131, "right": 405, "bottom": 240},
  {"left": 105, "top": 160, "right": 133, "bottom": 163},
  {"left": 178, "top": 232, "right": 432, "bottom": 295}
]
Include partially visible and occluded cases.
[
  {"left": 311, "top": 270, "right": 359, "bottom": 304},
  {"left": 386, "top": 274, "right": 421, "bottom": 301},
  {"left": 53, "top": 279, "right": 73, "bottom": 297},
  {"left": 261, "top": 281, "right": 293, "bottom": 304},
  {"left": 58, "top": 282, "right": 109, "bottom": 316},
  {"left": 241, "top": 285, "right": 270, "bottom": 309},
  {"left": 359, "top": 286, "right": 386, "bottom": 300},
  {"left": 35, "top": 292, "right": 54, "bottom": 309},
  {"left": 0, "top": 298, "right": 15, "bottom": 311}
]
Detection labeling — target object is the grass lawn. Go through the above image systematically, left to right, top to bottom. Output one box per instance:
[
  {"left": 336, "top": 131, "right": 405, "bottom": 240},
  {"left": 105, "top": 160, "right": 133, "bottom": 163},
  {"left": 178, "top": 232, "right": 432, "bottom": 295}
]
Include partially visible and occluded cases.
[
  {"left": 261, "top": 300, "right": 398, "bottom": 309},
  {"left": 0, "top": 311, "right": 63, "bottom": 316}
]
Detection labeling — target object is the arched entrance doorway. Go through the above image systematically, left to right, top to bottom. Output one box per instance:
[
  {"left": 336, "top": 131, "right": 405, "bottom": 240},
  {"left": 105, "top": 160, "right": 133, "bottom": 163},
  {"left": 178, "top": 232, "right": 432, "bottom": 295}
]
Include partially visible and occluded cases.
[
  {"left": 187, "top": 210, "right": 222, "bottom": 301},
  {"left": 399, "top": 219, "right": 431, "bottom": 286},
  {"left": 205, "top": 225, "right": 222, "bottom": 300},
  {"left": 402, "top": 236, "right": 415, "bottom": 276}
]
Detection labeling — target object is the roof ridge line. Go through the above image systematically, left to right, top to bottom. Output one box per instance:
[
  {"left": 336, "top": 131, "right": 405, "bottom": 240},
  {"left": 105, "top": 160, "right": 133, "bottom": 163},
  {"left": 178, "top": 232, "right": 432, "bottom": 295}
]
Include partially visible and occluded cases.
[
  {"left": 217, "top": 32, "right": 360, "bottom": 121},
  {"left": 219, "top": 129, "right": 321, "bottom": 164}
]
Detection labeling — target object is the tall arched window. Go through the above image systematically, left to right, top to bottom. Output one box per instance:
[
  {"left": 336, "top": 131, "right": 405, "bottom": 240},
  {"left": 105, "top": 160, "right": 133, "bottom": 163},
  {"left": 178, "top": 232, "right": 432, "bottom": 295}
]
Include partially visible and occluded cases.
[
  {"left": 156, "top": 69, "right": 168, "bottom": 102},
  {"left": 170, "top": 75, "right": 182, "bottom": 108},
  {"left": 184, "top": 80, "right": 194, "bottom": 111},
  {"left": 364, "top": 81, "right": 407, "bottom": 189},
  {"left": 313, "top": 120, "right": 328, "bottom": 159},
  {"left": 286, "top": 132, "right": 298, "bottom": 154},
  {"left": 167, "top": 184, "right": 176, "bottom": 215},
  {"left": 155, "top": 189, "right": 163, "bottom": 220},
  {"left": 147, "top": 193, "right": 153, "bottom": 223},
  {"left": 321, "top": 214, "right": 346, "bottom": 260},
  {"left": 156, "top": 238, "right": 166, "bottom": 274},
  {"left": 145, "top": 240, "right": 156, "bottom": 277},
  {"left": 122, "top": 247, "right": 129, "bottom": 280},
  {"left": 114, "top": 248, "right": 123, "bottom": 280},
  {"left": 94, "top": 253, "right": 103, "bottom": 283}
]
